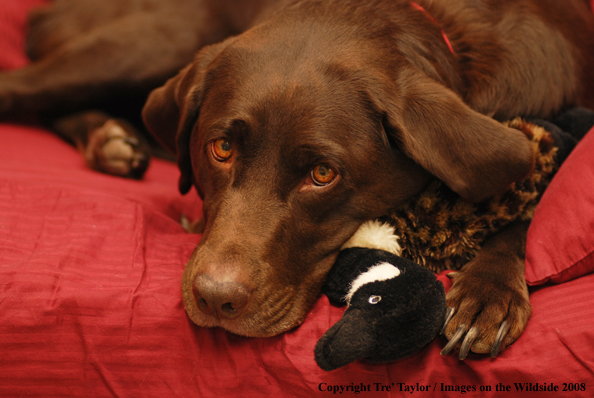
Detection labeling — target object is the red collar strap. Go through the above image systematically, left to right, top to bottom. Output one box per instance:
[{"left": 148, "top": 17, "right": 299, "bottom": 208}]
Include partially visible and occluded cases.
[{"left": 410, "top": 2, "right": 455, "bottom": 55}]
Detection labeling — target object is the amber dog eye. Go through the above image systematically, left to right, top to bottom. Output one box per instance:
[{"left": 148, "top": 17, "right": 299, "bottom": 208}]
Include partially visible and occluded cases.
[
  {"left": 211, "top": 138, "right": 233, "bottom": 161},
  {"left": 311, "top": 164, "right": 337, "bottom": 186}
]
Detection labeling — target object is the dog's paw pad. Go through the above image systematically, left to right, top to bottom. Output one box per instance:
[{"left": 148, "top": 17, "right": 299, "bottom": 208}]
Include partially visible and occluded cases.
[{"left": 84, "top": 120, "right": 150, "bottom": 179}]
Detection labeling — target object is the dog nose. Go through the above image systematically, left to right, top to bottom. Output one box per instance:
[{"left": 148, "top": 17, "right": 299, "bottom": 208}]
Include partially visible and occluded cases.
[{"left": 192, "top": 273, "right": 251, "bottom": 319}]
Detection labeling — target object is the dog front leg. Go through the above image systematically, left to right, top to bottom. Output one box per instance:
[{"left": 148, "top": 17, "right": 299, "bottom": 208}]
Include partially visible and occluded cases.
[{"left": 440, "top": 220, "right": 531, "bottom": 359}]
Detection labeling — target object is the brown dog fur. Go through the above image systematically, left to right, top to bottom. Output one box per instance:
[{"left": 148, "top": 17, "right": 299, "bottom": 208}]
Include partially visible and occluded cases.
[{"left": 1, "top": 0, "right": 594, "bottom": 356}]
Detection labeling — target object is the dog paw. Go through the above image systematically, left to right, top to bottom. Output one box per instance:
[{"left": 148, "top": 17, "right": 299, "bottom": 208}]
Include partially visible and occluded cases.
[
  {"left": 83, "top": 119, "right": 150, "bottom": 179},
  {"left": 440, "top": 268, "right": 531, "bottom": 360}
]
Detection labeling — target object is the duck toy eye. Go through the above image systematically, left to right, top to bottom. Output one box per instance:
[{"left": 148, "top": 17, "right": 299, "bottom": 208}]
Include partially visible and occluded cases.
[{"left": 368, "top": 295, "right": 382, "bottom": 304}]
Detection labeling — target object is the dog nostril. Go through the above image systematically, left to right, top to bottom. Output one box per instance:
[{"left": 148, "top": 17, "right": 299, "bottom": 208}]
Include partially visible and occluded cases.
[
  {"left": 193, "top": 273, "right": 251, "bottom": 319},
  {"left": 197, "top": 298, "right": 211, "bottom": 315},
  {"left": 221, "top": 302, "right": 237, "bottom": 314}
]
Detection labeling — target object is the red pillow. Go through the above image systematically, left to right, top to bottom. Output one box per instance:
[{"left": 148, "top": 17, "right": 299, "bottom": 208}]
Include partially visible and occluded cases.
[{"left": 525, "top": 127, "right": 594, "bottom": 285}]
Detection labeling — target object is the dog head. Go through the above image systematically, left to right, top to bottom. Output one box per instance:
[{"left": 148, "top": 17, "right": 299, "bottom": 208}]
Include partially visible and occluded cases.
[{"left": 142, "top": 10, "right": 534, "bottom": 337}]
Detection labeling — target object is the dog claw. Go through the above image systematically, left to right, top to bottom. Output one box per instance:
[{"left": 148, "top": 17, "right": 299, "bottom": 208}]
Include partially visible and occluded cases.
[
  {"left": 123, "top": 136, "right": 140, "bottom": 148},
  {"left": 181, "top": 214, "right": 191, "bottom": 232},
  {"left": 180, "top": 215, "right": 206, "bottom": 234},
  {"left": 447, "top": 272, "right": 460, "bottom": 279},
  {"left": 441, "top": 306, "right": 455, "bottom": 334},
  {"left": 491, "top": 320, "right": 510, "bottom": 358},
  {"left": 441, "top": 323, "right": 466, "bottom": 356},
  {"left": 459, "top": 326, "right": 479, "bottom": 360}
]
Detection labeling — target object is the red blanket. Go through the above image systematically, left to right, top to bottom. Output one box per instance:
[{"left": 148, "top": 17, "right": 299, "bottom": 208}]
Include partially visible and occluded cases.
[{"left": 1, "top": 1, "right": 594, "bottom": 397}]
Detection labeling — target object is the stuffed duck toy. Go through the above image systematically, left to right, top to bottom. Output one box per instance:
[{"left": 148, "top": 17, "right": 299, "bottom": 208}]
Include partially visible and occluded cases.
[{"left": 315, "top": 241, "right": 447, "bottom": 371}]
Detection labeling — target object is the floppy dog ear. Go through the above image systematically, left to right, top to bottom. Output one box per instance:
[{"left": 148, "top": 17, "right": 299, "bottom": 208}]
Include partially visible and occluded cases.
[
  {"left": 142, "top": 40, "right": 232, "bottom": 194},
  {"left": 143, "top": 63, "right": 199, "bottom": 195},
  {"left": 143, "top": 65, "right": 193, "bottom": 155},
  {"left": 374, "top": 69, "right": 535, "bottom": 202}
]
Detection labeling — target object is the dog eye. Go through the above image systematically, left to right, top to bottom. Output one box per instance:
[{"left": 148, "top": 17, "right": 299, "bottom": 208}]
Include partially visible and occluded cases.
[
  {"left": 211, "top": 138, "right": 233, "bottom": 161},
  {"left": 311, "top": 164, "right": 337, "bottom": 186}
]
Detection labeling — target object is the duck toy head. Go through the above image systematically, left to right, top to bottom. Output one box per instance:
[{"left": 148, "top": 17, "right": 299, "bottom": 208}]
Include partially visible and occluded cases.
[{"left": 315, "top": 247, "right": 446, "bottom": 371}]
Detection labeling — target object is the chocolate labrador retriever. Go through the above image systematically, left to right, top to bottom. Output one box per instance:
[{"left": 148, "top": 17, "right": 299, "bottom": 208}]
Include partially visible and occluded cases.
[{"left": 2, "top": 0, "right": 593, "bottom": 359}]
